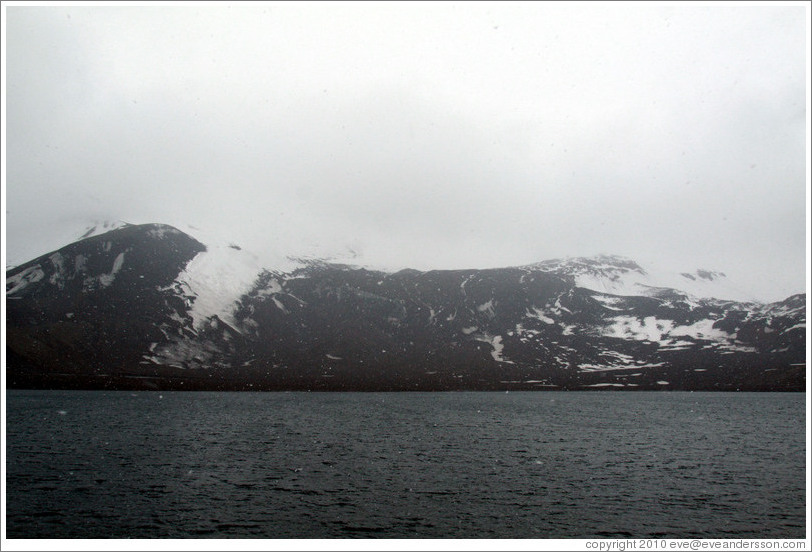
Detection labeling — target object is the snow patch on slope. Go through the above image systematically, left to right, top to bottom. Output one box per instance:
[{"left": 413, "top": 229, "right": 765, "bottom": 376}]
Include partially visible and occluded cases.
[
  {"left": 166, "top": 222, "right": 312, "bottom": 331},
  {"left": 175, "top": 244, "right": 265, "bottom": 330},
  {"left": 99, "top": 252, "right": 126, "bottom": 287},
  {"left": 6, "top": 265, "right": 45, "bottom": 295},
  {"left": 644, "top": 266, "right": 760, "bottom": 303},
  {"left": 477, "top": 299, "right": 496, "bottom": 318},
  {"left": 525, "top": 306, "right": 555, "bottom": 324},
  {"left": 599, "top": 314, "right": 759, "bottom": 353},
  {"left": 603, "top": 316, "right": 672, "bottom": 342},
  {"left": 474, "top": 334, "right": 513, "bottom": 363}
]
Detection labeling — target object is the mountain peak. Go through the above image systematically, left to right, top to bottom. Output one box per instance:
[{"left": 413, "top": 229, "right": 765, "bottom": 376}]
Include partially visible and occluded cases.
[
  {"left": 77, "top": 220, "right": 132, "bottom": 241},
  {"left": 522, "top": 254, "right": 646, "bottom": 275},
  {"left": 515, "top": 255, "right": 763, "bottom": 302}
]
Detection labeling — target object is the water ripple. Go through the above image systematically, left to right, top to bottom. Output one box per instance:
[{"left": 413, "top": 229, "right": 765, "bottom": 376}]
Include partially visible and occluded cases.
[{"left": 6, "top": 390, "right": 805, "bottom": 538}]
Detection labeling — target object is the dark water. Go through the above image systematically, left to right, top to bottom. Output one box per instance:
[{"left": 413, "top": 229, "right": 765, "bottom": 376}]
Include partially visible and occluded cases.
[{"left": 5, "top": 390, "right": 806, "bottom": 539}]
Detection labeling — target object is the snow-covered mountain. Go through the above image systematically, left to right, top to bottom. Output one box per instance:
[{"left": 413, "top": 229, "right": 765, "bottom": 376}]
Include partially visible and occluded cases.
[
  {"left": 5, "top": 223, "right": 806, "bottom": 391},
  {"left": 525, "top": 255, "right": 760, "bottom": 303}
]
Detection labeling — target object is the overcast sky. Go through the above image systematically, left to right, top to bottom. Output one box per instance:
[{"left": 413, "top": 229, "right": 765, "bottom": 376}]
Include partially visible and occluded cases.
[{"left": 2, "top": 1, "right": 809, "bottom": 301}]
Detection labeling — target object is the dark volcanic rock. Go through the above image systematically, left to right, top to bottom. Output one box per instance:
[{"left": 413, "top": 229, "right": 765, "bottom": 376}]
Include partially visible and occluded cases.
[
  {"left": 6, "top": 224, "right": 205, "bottom": 388},
  {"left": 5, "top": 225, "right": 806, "bottom": 391}
]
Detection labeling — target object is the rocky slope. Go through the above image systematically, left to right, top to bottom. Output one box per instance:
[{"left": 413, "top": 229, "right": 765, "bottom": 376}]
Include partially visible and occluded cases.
[{"left": 5, "top": 223, "right": 806, "bottom": 391}]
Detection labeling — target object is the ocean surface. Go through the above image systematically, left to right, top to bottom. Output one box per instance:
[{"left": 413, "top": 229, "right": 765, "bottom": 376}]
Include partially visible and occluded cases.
[{"left": 5, "top": 390, "right": 806, "bottom": 539}]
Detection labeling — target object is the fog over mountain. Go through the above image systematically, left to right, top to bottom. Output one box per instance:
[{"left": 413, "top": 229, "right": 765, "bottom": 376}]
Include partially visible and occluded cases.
[{"left": 3, "top": 3, "right": 809, "bottom": 304}]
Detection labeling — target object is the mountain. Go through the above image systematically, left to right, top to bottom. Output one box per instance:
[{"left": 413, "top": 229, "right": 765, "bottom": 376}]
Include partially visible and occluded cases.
[
  {"left": 5, "top": 223, "right": 806, "bottom": 391},
  {"left": 524, "top": 255, "right": 758, "bottom": 303}
]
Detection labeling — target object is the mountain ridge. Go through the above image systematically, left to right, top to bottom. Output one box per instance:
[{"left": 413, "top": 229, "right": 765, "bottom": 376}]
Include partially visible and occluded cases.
[{"left": 5, "top": 222, "right": 806, "bottom": 391}]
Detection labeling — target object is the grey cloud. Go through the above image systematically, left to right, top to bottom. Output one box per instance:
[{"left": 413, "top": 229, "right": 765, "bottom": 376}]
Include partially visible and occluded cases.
[{"left": 3, "top": 4, "right": 808, "bottom": 302}]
